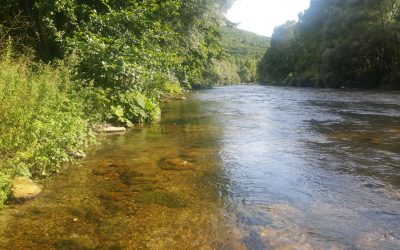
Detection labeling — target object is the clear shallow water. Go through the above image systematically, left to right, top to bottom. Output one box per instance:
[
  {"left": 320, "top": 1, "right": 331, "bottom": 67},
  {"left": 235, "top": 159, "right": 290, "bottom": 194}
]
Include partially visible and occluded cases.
[{"left": 1, "top": 85, "right": 400, "bottom": 249}]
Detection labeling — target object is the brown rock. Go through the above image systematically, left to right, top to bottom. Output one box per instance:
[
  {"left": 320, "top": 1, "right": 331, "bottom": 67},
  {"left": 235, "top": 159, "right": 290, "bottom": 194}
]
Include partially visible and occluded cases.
[
  {"left": 174, "top": 96, "right": 187, "bottom": 100},
  {"left": 160, "top": 158, "right": 194, "bottom": 171},
  {"left": 166, "top": 158, "right": 188, "bottom": 166},
  {"left": 11, "top": 177, "right": 42, "bottom": 202}
]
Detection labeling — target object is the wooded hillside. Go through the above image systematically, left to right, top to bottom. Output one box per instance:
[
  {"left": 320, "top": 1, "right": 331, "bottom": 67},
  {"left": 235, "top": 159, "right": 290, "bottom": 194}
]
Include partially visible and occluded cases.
[
  {"left": 257, "top": 0, "right": 400, "bottom": 89},
  {"left": 210, "top": 21, "right": 270, "bottom": 84}
]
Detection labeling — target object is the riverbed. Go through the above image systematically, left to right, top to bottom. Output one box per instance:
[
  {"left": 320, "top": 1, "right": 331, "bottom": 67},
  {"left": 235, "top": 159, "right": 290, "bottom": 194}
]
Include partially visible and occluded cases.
[{"left": 1, "top": 85, "right": 399, "bottom": 249}]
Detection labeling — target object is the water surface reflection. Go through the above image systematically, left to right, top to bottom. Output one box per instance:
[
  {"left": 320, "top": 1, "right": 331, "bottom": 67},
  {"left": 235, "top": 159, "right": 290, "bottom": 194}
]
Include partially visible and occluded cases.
[
  {"left": 0, "top": 85, "right": 399, "bottom": 250},
  {"left": 201, "top": 86, "right": 400, "bottom": 249}
]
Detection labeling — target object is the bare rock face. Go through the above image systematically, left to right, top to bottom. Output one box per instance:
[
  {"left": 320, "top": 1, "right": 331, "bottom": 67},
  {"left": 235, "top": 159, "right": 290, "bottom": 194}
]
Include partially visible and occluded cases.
[{"left": 11, "top": 177, "right": 42, "bottom": 202}]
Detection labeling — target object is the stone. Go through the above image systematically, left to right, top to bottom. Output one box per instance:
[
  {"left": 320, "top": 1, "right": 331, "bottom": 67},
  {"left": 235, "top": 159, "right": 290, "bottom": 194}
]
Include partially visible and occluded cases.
[
  {"left": 174, "top": 96, "right": 187, "bottom": 100},
  {"left": 103, "top": 126, "right": 127, "bottom": 133},
  {"left": 180, "top": 147, "right": 215, "bottom": 159},
  {"left": 70, "top": 151, "right": 87, "bottom": 159},
  {"left": 159, "top": 158, "right": 194, "bottom": 171},
  {"left": 166, "top": 158, "right": 188, "bottom": 166},
  {"left": 92, "top": 168, "right": 112, "bottom": 176},
  {"left": 118, "top": 170, "right": 144, "bottom": 185},
  {"left": 11, "top": 177, "right": 42, "bottom": 202},
  {"left": 136, "top": 190, "right": 188, "bottom": 208},
  {"left": 356, "top": 231, "right": 397, "bottom": 249},
  {"left": 54, "top": 234, "right": 96, "bottom": 250}
]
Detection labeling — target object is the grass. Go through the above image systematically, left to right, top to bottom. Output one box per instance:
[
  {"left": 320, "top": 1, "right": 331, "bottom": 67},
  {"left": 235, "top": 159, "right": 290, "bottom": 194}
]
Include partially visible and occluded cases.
[{"left": 0, "top": 56, "right": 96, "bottom": 204}]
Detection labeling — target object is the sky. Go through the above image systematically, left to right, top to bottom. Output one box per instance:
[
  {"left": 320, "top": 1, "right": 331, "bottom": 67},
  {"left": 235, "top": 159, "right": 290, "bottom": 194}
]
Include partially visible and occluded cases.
[{"left": 226, "top": 0, "right": 310, "bottom": 37}]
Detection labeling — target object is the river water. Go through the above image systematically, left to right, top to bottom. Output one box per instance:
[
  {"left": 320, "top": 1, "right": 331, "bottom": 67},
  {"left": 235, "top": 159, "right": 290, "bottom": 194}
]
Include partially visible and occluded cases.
[{"left": 0, "top": 85, "right": 400, "bottom": 249}]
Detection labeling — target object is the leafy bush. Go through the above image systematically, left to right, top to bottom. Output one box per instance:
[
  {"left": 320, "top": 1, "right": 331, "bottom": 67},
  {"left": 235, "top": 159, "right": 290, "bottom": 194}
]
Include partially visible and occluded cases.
[
  {"left": 0, "top": 0, "right": 236, "bottom": 206},
  {"left": 0, "top": 56, "right": 95, "bottom": 203},
  {"left": 163, "top": 82, "right": 182, "bottom": 94},
  {"left": 103, "top": 88, "right": 161, "bottom": 125},
  {"left": 0, "top": 171, "right": 11, "bottom": 205}
]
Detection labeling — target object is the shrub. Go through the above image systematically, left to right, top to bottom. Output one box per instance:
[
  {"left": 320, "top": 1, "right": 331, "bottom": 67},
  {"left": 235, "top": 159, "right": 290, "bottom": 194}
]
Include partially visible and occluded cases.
[
  {"left": 0, "top": 56, "right": 95, "bottom": 203},
  {"left": 92, "top": 88, "right": 161, "bottom": 126}
]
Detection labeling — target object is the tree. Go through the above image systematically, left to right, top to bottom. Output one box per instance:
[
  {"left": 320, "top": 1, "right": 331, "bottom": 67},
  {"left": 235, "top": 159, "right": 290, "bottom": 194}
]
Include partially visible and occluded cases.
[
  {"left": 257, "top": 0, "right": 400, "bottom": 89},
  {"left": 257, "top": 21, "right": 296, "bottom": 84}
]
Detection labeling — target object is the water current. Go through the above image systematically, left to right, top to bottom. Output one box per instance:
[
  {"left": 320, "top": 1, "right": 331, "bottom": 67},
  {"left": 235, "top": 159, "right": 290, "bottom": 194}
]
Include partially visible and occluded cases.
[{"left": 0, "top": 85, "right": 399, "bottom": 249}]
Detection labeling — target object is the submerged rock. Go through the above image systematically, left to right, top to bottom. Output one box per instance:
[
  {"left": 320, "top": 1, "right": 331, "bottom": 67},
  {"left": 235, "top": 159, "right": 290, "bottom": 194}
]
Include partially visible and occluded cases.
[
  {"left": 174, "top": 96, "right": 187, "bottom": 100},
  {"left": 180, "top": 147, "right": 215, "bottom": 159},
  {"left": 159, "top": 158, "right": 194, "bottom": 171},
  {"left": 166, "top": 158, "right": 188, "bottom": 167},
  {"left": 92, "top": 168, "right": 112, "bottom": 176},
  {"left": 118, "top": 170, "right": 144, "bottom": 185},
  {"left": 11, "top": 177, "right": 42, "bottom": 202},
  {"left": 136, "top": 190, "right": 188, "bottom": 208},
  {"left": 257, "top": 204, "right": 314, "bottom": 249},
  {"left": 259, "top": 226, "right": 314, "bottom": 250},
  {"left": 356, "top": 230, "right": 398, "bottom": 249},
  {"left": 54, "top": 234, "right": 96, "bottom": 250}
]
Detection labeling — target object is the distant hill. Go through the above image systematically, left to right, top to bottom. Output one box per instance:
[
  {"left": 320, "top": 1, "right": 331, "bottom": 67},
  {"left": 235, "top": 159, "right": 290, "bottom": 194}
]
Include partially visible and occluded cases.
[
  {"left": 209, "top": 23, "right": 270, "bottom": 85},
  {"left": 221, "top": 24, "right": 270, "bottom": 61}
]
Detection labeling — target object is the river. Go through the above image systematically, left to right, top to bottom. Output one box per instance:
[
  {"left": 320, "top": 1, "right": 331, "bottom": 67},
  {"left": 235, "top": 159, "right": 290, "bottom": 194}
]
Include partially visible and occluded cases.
[{"left": 0, "top": 85, "right": 399, "bottom": 249}]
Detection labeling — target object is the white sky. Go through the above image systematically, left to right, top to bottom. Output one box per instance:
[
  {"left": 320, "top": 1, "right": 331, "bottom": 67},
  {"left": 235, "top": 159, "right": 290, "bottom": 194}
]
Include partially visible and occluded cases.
[{"left": 226, "top": 0, "right": 310, "bottom": 37}]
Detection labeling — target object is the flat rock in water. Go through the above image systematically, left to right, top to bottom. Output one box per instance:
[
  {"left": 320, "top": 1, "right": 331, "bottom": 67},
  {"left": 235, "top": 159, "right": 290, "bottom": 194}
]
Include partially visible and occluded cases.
[
  {"left": 174, "top": 96, "right": 187, "bottom": 100},
  {"left": 103, "top": 126, "right": 126, "bottom": 133},
  {"left": 11, "top": 177, "right": 42, "bottom": 202}
]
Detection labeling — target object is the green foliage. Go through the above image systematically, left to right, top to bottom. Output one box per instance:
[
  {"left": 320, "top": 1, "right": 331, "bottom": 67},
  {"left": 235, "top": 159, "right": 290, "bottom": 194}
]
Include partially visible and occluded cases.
[
  {"left": 0, "top": 0, "right": 237, "bottom": 205},
  {"left": 0, "top": 0, "right": 234, "bottom": 88},
  {"left": 257, "top": 0, "right": 400, "bottom": 89},
  {"left": 67, "top": 1, "right": 180, "bottom": 90},
  {"left": 257, "top": 21, "right": 297, "bottom": 84},
  {"left": 210, "top": 22, "right": 270, "bottom": 85},
  {"left": 222, "top": 22, "right": 270, "bottom": 61},
  {"left": 0, "top": 57, "right": 94, "bottom": 197},
  {"left": 210, "top": 59, "right": 240, "bottom": 85},
  {"left": 163, "top": 82, "right": 182, "bottom": 95},
  {"left": 107, "top": 89, "right": 161, "bottom": 125},
  {"left": 0, "top": 171, "right": 11, "bottom": 205}
]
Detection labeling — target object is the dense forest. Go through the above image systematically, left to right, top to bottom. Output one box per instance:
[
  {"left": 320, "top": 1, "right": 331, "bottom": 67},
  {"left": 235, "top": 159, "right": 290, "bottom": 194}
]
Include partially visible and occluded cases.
[
  {"left": 0, "top": 0, "right": 234, "bottom": 204},
  {"left": 257, "top": 0, "right": 400, "bottom": 89},
  {"left": 210, "top": 21, "right": 269, "bottom": 84}
]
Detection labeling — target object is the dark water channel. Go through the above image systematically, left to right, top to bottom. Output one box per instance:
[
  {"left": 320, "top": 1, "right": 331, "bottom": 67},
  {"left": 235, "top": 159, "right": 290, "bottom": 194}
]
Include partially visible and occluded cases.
[{"left": 1, "top": 85, "right": 400, "bottom": 249}]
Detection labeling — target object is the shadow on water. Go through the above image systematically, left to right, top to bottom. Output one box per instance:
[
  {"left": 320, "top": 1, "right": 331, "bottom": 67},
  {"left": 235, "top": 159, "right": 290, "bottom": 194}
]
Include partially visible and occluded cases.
[{"left": 1, "top": 85, "right": 400, "bottom": 249}]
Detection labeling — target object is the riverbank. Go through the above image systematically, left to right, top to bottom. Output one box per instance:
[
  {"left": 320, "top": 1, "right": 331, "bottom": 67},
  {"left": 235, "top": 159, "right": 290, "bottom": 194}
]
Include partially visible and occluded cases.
[
  {"left": 0, "top": 57, "right": 186, "bottom": 206},
  {"left": 0, "top": 57, "right": 94, "bottom": 205},
  {"left": 1, "top": 85, "right": 399, "bottom": 249}
]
